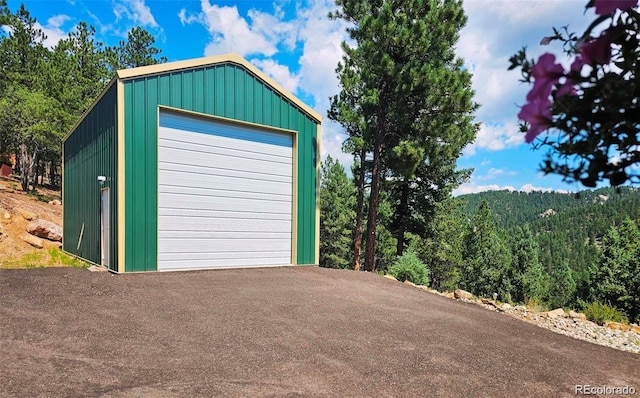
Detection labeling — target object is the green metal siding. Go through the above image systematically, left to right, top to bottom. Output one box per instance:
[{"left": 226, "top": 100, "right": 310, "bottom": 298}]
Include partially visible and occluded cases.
[
  {"left": 123, "top": 63, "right": 318, "bottom": 272},
  {"left": 63, "top": 83, "right": 118, "bottom": 271}
]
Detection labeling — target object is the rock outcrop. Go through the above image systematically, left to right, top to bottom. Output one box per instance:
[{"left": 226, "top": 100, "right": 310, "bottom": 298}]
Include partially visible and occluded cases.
[
  {"left": 26, "top": 219, "right": 62, "bottom": 242},
  {"left": 21, "top": 233, "right": 44, "bottom": 249},
  {"left": 454, "top": 289, "right": 473, "bottom": 300}
]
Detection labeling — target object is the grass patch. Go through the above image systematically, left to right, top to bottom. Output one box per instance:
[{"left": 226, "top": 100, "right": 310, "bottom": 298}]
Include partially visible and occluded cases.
[
  {"left": 28, "top": 190, "right": 53, "bottom": 203},
  {"left": 1, "top": 247, "right": 87, "bottom": 269},
  {"left": 48, "top": 247, "right": 87, "bottom": 268},
  {"left": 2, "top": 251, "right": 46, "bottom": 268},
  {"left": 525, "top": 298, "right": 549, "bottom": 313},
  {"left": 582, "top": 301, "right": 628, "bottom": 325}
]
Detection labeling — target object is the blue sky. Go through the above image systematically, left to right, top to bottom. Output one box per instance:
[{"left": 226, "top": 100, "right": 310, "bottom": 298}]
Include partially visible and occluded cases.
[{"left": 9, "top": 0, "right": 600, "bottom": 194}]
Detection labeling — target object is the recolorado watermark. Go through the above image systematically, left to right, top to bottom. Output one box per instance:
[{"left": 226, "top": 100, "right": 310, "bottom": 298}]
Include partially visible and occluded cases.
[{"left": 575, "top": 385, "right": 636, "bottom": 395}]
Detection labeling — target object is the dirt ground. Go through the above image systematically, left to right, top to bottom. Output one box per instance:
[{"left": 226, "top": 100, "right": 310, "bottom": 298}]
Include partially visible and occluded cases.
[
  {"left": 0, "top": 176, "right": 63, "bottom": 266},
  {"left": 0, "top": 266, "right": 638, "bottom": 397}
]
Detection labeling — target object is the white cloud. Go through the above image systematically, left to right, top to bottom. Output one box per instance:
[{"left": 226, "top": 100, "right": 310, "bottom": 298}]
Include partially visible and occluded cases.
[
  {"left": 113, "top": 0, "right": 158, "bottom": 28},
  {"left": 295, "top": 0, "right": 349, "bottom": 109},
  {"left": 458, "top": 0, "right": 588, "bottom": 156},
  {"left": 199, "top": 2, "right": 278, "bottom": 57},
  {"left": 178, "top": 8, "right": 200, "bottom": 26},
  {"left": 248, "top": 9, "right": 297, "bottom": 51},
  {"left": 33, "top": 15, "right": 72, "bottom": 49},
  {"left": 250, "top": 58, "right": 300, "bottom": 94},
  {"left": 320, "top": 119, "right": 353, "bottom": 169},
  {"left": 464, "top": 122, "right": 523, "bottom": 156},
  {"left": 476, "top": 167, "right": 517, "bottom": 181},
  {"left": 453, "top": 182, "right": 572, "bottom": 196},
  {"left": 453, "top": 183, "right": 516, "bottom": 196}
]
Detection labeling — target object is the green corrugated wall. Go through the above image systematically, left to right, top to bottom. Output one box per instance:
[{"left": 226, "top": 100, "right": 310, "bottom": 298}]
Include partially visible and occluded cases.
[
  {"left": 122, "top": 63, "right": 318, "bottom": 272},
  {"left": 63, "top": 83, "right": 118, "bottom": 271}
]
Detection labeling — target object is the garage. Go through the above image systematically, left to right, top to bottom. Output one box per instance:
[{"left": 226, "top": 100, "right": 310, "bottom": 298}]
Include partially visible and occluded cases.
[
  {"left": 62, "top": 54, "right": 321, "bottom": 273},
  {"left": 157, "top": 111, "right": 294, "bottom": 270}
]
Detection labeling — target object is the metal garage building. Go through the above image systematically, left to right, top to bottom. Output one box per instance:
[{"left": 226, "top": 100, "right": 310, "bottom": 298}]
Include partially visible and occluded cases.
[{"left": 62, "top": 54, "right": 321, "bottom": 273}]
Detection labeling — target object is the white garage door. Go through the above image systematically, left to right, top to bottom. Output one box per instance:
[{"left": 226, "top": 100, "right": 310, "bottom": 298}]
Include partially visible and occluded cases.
[{"left": 157, "top": 111, "right": 293, "bottom": 271}]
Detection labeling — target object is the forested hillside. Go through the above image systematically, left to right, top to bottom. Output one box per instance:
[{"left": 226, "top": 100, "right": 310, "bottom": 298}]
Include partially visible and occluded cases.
[
  {"left": 459, "top": 187, "right": 640, "bottom": 282},
  {"left": 460, "top": 187, "right": 640, "bottom": 230}
]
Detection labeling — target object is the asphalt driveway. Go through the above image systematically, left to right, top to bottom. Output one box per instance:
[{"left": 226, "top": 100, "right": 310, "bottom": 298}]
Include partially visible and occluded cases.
[{"left": 0, "top": 266, "right": 638, "bottom": 397}]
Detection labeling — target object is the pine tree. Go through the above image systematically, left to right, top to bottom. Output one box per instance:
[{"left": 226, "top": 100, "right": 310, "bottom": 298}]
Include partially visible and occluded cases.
[
  {"left": 331, "top": 0, "right": 477, "bottom": 270},
  {"left": 106, "top": 26, "right": 167, "bottom": 70},
  {"left": 319, "top": 156, "right": 356, "bottom": 269},
  {"left": 417, "top": 198, "right": 467, "bottom": 291},
  {"left": 462, "top": 200, "right": 512, "bottom": 300},
  {"left": 594, "top": 218, "right": 640, "bottom": 322},
  {"left": 510, "top": 225, "right": 546, "bottom": 303},
  {"left": 548, "top": 260, "right": 576, "bottom": 309}
]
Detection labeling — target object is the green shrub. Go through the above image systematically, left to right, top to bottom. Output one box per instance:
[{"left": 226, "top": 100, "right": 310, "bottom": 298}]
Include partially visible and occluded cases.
[
  {"left": 387, "top": 250, "right": 429, "bottom": 285},
  {"left": 582, "top": 301, "right": 628, "bottom": 325}
]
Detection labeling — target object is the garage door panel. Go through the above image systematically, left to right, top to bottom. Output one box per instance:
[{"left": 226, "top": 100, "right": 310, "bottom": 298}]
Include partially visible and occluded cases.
[
  {"left": 158, "top": 111, "right": 293, "bottom": 271},
  {"left": 160, "top": 129, "right": 291, "bottom": 163},
  {"left": 159, "top": 145, "right": 292, "bottom": 177},
  {"left": 159, "top": 170, "right": 292, "bottom": 196},
  {"left": 159, "top": 184, "right": 291, "bottom": 203},
  {"left": 159, "top": 192, "right": 292, "bottom": 214},
  {"left": 158, "top": 208, "right": 291, "bottom": 221},
  {"left": 159, "top": 218, "right": 292, "bottom": 234},
  {"left": 160, "top": 238, "right": 291, "bottom": 253},
  {"left": 160, "top": 251, "right": 290, "bottom": 261},
  {"left": 159, "top": 257, "right": 291, "bottom": 271}
]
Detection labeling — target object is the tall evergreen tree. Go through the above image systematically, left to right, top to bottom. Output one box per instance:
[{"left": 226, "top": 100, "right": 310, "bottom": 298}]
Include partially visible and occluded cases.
[
  {"left": 331, "top": 0, "right": 477, "bottom": 271},
  {"left": 106, "top": 26, "right": 167, "bottom": 70},
  {"left": 319, "top": 156, "right": 356, "bottom": 269},
  {"left": 417, "top": 197, "right": 467, "bottom": 291},
  {"left": 462, "top": 200, "right": 512, "bottom": 300},
  {"left": 594, "top": 218, "right": 640, "bottom": 322},
  {"left": 510, "top": 225, "right": 546, "bottom": 303},
  {"left": 548, "top": 260, "right": 576, "bottom": 309}
]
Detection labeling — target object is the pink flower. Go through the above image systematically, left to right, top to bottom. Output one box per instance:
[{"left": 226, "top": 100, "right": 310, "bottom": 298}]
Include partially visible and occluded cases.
[
  {"left": 593, "top": 0, "right": 638, "bottom": 15},
  {"left": 580, "top": 32, "right": 612, "bottom": 65},
  {"left": 526, "top": 53, "right": 565, "bottom": 101},
  {"left": 556, "top": 57, "right": 584, "bottom": 97},
  {"left": 518, "top": 97, "right": 553, "bottom": 143}
]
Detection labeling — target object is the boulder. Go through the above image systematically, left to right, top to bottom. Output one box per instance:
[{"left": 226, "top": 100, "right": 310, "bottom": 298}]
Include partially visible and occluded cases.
[
  {"left": 52, "top": 199, "right": 61, "bottom": 206},
  {"left": 17, "top": 208, "right": 37, "bottom": 221},
  {"left": 2, "top": 211, "right": 10, "bottom": 222},
  {"left": 26, "top": 219, "right": 62, "bottom": 242},
  {"left": 21, "top": 233, "right": 43, "bottom": 249},
  {"left": 383, "top": 274, "right": 397, "bottom": 281},
  {"left": 403, "top": 280, "right": 416, "bottom": 287},
  {"left": 454, "top": 289, "right": 473, "bottom": 300},
  {"left": 444, "top": 292, "right": 455, "bottom": 299},
  {"left": 501, "top": 303, "right": 512, "bottom": 311},
  {"left": 544, "top": 308, "right": 567, "bottom": 319},
  {"left": 568, "top": 310, "right": 587, "bottom": 321},
  {"left": 605, "top": 322, "right": 631, "bottom": 332}
]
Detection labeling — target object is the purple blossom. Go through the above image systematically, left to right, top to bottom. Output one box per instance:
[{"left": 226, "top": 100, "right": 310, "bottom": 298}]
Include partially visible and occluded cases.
[
  {"left": 593, "top": 0, "right": 638, "bottom": 15},
  {"left": 580, "top": 32, "right": 613, "bottom": 66},
  {"left": 526, "top": 54, "right": 565, "bottom": 101},
  {"left": 556, "top": 57, "right": 584, "bottom": 97},
  {"left": 518, "top": 97, "right": 553, "bottom": 143}
]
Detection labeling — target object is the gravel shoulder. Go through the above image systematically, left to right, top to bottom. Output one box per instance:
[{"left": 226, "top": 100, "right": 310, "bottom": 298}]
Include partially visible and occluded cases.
[{"left": 0, "top": 266, "right": 638, "bottom": 397}]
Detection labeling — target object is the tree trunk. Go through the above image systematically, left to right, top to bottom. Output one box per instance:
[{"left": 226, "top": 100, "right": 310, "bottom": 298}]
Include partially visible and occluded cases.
[
  {"left": 364, "top": 125, "right": 384, "bottom": 272},
  {"left": 18, "top": 143, "right": 37, "bottom": 192},
  {"left": 353, "top": 147, "right": 367, "bottom": 271},
  {"left": 34, "top": 157, "right": 40, "bottom": 188},
  {"left": 396, "top": 179, "right": 409, "bottom": 256}
]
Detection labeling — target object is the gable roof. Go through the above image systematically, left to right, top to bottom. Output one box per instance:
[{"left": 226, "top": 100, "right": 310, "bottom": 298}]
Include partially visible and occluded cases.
[{"left": 116, "top": 53, "right": 321, "bottom": 123}]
